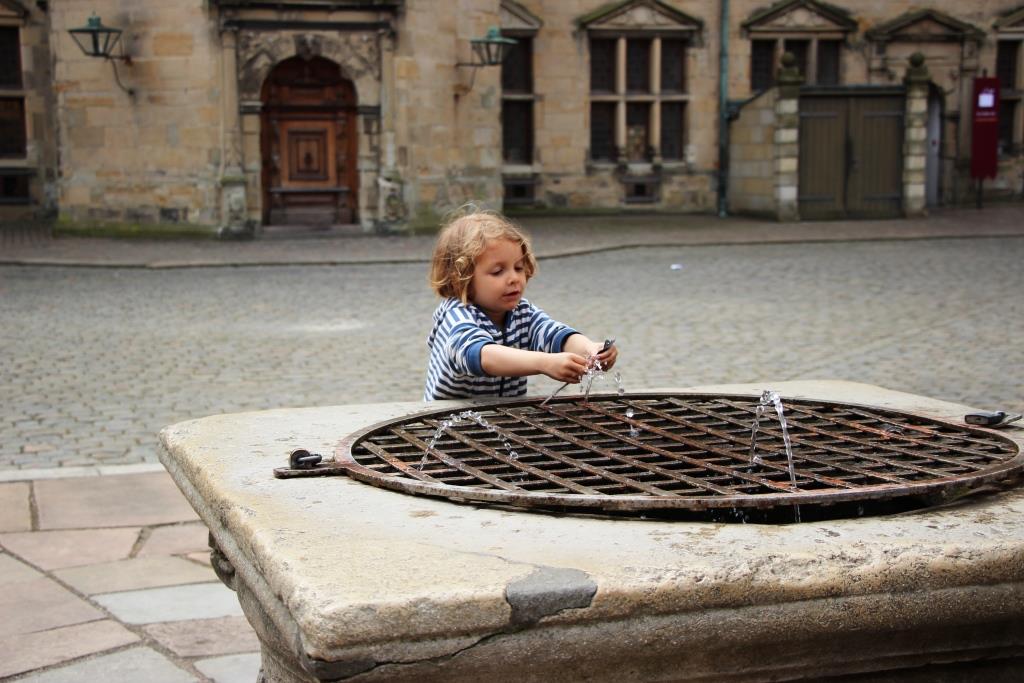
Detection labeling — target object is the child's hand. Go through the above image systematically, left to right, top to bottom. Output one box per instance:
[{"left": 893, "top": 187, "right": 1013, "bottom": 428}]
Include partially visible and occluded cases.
[
  {"left": 591, "top": 341, "right": 618, "bottom": 371},
  {"left": 542, "top": 352, "right": 590, "bottom": 383}
]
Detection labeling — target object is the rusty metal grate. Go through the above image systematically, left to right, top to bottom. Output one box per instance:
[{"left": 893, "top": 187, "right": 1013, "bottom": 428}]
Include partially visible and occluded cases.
[{"left": 328, "top": 393, "right": 1022, "bottom": 521}]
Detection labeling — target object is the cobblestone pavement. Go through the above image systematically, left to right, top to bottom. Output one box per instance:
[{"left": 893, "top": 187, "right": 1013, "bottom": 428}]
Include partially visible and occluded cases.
[{"left": 2, "top": 236, "right": 1023, "bottom": 470}]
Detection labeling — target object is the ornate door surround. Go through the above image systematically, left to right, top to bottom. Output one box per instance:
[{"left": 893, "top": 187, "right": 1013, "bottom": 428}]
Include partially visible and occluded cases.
[
  {"left": 229, "top": 23, "right": 392, "bottom": 232},
  {"left": 261, "top": 56, "right": 358, "bottom": 227}
]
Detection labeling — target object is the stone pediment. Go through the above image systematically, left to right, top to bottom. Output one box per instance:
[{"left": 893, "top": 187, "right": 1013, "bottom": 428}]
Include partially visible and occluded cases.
[
  {"left": 0, "top": 0, "right": 28, "bottom": 19},
  {"left": 212, "top": 0, "right": 401, "bottom": 8},
  {"left": 501, "top": 0, "right": 542, "bottom": 32},
  {"left": 577, "top": 0, "right": 703, "bottom": 34},
  {"left": 743, "top": 0, "right": 855, "bottom": 35},
  {"left": 994, "top": 5, "right": 1024, "bottom": 35},
  {"left": 866, "top": 9, "right": 983, "bottom": 44}
]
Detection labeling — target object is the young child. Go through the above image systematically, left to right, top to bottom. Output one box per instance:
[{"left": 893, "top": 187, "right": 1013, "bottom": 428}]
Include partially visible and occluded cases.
[{"left": 424, "top": 209, "right": 617, "bottom": 401}]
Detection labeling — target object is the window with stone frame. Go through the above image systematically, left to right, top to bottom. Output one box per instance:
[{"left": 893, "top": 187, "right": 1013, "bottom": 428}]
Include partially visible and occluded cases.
[
  {"left": 500, "top": 0, "right": 543, "bottom": 205},
  {"left": 742, "top": 0, "right": 854, "bottom": 93},
  {"left": 0, "top": 24, "right": 28, "bottom": 203},
  {"left": 0, "top": 25, "right": 20, "bottom": 89},
  {"left": 0, "top": 26, "right": 24, "bottom": 157},
  {"left": 501, "top": 35, "right": 533, "bottom": 165},
  {"left": 588, "top": 36, "right": 690, "bottom": 163},
  {"left": 749, "top": 36, "right": 843, "bottom": 91},
  {"left": 750, "top": 39, "right": 776, "bottom": 91},
  {"left": 996, "top": 39, "right": 1021, "bottom": 156},
  {"left": 0, "top": 96, "right": 24, "bottom": 157}
]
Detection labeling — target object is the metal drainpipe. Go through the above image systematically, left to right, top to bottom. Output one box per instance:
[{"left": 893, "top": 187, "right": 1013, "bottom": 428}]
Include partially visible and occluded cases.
[{"left": 717, "top": 0, "right": 730, "bottom": 217}]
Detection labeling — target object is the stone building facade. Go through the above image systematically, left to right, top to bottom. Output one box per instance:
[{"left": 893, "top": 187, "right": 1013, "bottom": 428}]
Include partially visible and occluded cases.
[{"left": 2, "top": 0, "right": 1023, "bottom": 235}]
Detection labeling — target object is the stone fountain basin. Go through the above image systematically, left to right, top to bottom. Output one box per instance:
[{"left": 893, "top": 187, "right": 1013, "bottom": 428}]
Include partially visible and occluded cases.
[{"left": 159, "top": 381, "right": 1024, "bottom": 682}]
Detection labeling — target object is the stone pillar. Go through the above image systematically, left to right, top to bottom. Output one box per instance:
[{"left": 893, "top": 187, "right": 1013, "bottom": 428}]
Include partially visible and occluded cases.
[
  {"left": 218, "top": 27, "right": 251, "bottom": 238},
  {"left": 375, "top": 29, "right": 405, "bottom": 232},
  {"left": 774, "top": 52, "right": 802, "bottom": 222},
  {"left": 902, "top": 52, "right": 929, "bottom": 218}
]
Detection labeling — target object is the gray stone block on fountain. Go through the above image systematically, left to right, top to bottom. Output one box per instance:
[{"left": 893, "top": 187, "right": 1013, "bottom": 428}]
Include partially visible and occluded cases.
[{"left": 505, "top": 566, "right": 598, "bottom": 628}]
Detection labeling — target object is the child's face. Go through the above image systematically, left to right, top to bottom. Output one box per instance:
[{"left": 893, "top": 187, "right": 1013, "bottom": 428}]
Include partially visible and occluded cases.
[{"left": 470, "top": 238, "right": 527, "bottom": 326}]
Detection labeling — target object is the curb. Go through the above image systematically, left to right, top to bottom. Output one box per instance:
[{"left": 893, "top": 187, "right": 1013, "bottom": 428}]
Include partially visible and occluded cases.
[{"left": 3, "top": 230, "right": 1024, "bottom": 270}]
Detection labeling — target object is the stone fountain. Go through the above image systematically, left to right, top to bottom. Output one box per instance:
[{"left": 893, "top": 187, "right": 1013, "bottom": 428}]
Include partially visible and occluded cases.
[{"left": 159, "top": 381, "right": 1024, "bottom": 682}]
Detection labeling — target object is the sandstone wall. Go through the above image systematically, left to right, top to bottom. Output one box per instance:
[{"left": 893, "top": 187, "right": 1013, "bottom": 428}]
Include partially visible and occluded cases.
[
  {"left": 20, "top": 0, "right": 1024, "bottom": 233},
  {"left": 50, "top": 0, "right": 221, "bottom": 230},
  {"left": 393, "top": 0, "right": 504, "bottom": 228},
  {"left": 725, "top": 0, "right": 1023, "bottom": 204},
  {"left": 0, "top": 1, "right": 55, "bottom": 221},
  {"left": 727, "top": 89, "right": 776, "bottom": 216}
]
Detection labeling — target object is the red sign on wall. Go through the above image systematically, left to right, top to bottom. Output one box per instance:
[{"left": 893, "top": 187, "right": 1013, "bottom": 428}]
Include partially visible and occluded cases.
[{"left": 970, "top": 77, "right": 1000, "bottom": 180}]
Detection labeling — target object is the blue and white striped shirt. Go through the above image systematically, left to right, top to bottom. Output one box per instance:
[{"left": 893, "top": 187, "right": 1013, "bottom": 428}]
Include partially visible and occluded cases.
[{"left": 424, "top": 297, "right": 577, "bottom": 401}]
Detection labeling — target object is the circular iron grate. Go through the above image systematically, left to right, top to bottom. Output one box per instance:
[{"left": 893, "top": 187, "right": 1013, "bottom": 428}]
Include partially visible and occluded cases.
[{"left": 333, "top": 393, "right": 1022, "bottom": 521}]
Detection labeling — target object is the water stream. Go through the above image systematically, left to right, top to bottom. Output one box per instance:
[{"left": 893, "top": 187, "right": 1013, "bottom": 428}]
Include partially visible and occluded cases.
[
  {"left": 423, "top": 351, "right": 642, "bottom": 474},
  {"left": 582, "top": 356, "right": 604, "bottom": 400},
  {"left": 580, "top": 359, "right": 641, "bottom": 437},
  {"left": 614, "top": 372, "right": 640, "bottom": 438},
  {"left": 749, "top": 389, "right": 801, "bottom": 522},
  {"left": 417, "top": 410, "right": 519, "bottom": 471}
]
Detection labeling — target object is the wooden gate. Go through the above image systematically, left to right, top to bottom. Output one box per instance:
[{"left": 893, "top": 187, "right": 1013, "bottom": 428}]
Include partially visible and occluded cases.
[
  {"left": 261, "top": 57, "right": 358, "bottom": 227},
  {"left": 798, "top": 91, "right": 904, "bottom": 219}
]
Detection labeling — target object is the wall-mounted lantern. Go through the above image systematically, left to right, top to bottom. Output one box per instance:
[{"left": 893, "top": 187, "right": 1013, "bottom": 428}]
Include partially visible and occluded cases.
[
  {"left": 68, "top": 14, "right": 135, "bottom": 95},
  {"left": 455, "top": 26, "right": 516, "bottom": 95},
  {"left": 462, "top": 27, "right": 517, "bottom": 67}
]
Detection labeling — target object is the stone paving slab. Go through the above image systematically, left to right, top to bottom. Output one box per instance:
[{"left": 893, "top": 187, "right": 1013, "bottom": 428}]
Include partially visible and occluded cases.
[
  {"left": 0, "top": 463, "right": 167, "bottom": 482},
  {"left": 34, "top": 472, "right": 198, "bottom": 529},
  {"left": 0, "top": 481, "right": 31, "bottom": 532},
  {"left": 137, "top": 521, "right": 211, "bottom": 557},
  {"left": 0, "top": 527, "right": 140, "bottom": 570},
  {"left": 0, "top": 551, "right": 43, "bottom": 583},
  {"left": 185, "top": 551, "right": 211, "bottom": 566},
  {"left": 53, "top": 556, "right": 216, "bottom": 595},
  {"left": 0, "top": 575, "right": 103, "bottom": 638},
  {"left": 93, "top": 581, "right": 246, "bottom": 624},
  {"left": 143, "top": 616, "right": 261, "bottom": 657},
  {"left": 0, "top": 619, "right": 140, "bottom": 679},
  {"left": 17, "top": 646, "right": 197, "bottom": 683},
  {"left": 194, "top": 653, "right": 262, "bottom": 683}
]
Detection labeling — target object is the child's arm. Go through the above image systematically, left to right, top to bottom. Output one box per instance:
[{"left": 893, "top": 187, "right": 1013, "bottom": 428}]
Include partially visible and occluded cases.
[
  {"left": 563, "top": 334, "right": 619, "bottom": 370},
  {"left": 480, "top": 344, "right": 590, "bottom": 383}
]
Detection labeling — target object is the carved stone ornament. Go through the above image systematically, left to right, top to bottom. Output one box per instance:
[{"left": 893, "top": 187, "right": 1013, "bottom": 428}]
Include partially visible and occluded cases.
[
  {"left": 0, "top": 0, "right": 28, "bottom": 20},
  {"left": 500, "top": 0, "right": 542, "bottom": 32},
  {"left": 579, "top": 0, "right": 703, "bottom": 34},
  {"left": 742, "top": 0, "right": 855, "bottom": 35},
  {"left": 598, "top": 6, "right": 671, "bottom": 29},
  {"left": 763, "top": 7, "right": 841, "bottom": 31},
  {"left": 994, "top": 7, "right": 1024, "bottom": 36},
  {"left": 866, "top": 10, "right": 984, "bottom": 45},
  {"left": 906, "top": 18, "right": 957, "bottom": 37},
  {"left": 237, "top": 30, "right": 381, "bottom": 101},
  {"left": 295, "top": 34, "right": 323, "bottom": 61},
  {"left": 377, "top": 173, "right": 406, "bottom": 225}
]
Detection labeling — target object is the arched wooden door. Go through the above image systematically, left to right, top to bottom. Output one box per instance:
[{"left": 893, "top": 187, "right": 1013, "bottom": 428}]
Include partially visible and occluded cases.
[{"left": 261, "top": 57, "right": 358, "bottom": 227}]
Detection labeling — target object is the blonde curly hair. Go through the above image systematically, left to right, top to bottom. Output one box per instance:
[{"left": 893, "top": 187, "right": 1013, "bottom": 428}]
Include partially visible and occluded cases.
[{"left": 428, "top": 207, "right": 538, "bottom": 303}]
